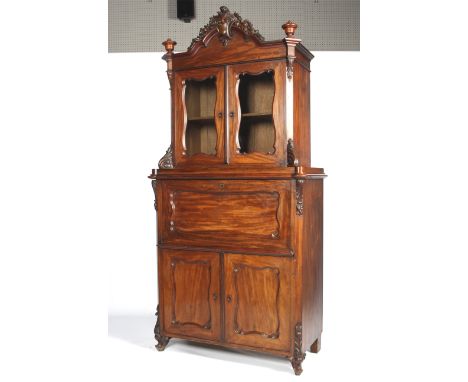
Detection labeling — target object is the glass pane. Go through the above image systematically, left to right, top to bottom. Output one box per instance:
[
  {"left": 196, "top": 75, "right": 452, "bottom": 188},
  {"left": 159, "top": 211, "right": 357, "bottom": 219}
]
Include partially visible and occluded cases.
[
  {"left": 238, "top": 71, "right": 275, "bottom": 154},
  {"left": 184, "top": 77, "right": 217, "bottom": 156}
]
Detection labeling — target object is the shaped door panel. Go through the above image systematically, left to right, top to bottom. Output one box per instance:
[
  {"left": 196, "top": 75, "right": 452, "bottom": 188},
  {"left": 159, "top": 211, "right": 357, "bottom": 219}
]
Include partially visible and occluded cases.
[
  {"left": 160, "top": 249, "right": 221, "bottom": 341},
  {"left": 224, "top": 254, "right": 292, "bottom": 351}
]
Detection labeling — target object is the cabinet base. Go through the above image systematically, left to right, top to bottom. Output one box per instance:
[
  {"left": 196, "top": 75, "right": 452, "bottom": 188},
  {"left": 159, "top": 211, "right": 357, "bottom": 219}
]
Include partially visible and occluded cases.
[{"left": 290, "top": 354, "right": 305, "bottom": 376}]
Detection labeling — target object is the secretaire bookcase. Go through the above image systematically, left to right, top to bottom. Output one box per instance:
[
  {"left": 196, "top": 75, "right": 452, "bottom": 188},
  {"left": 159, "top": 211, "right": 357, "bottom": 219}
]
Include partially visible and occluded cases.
[{"left": 148, "top": 7, "right": 325, "bottom": 375}]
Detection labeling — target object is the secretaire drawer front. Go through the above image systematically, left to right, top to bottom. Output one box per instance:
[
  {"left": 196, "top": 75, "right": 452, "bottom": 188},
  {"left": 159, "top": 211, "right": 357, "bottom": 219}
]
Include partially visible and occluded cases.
[{"left": 159, "top": 180, "right": 292, "bottom": 253}]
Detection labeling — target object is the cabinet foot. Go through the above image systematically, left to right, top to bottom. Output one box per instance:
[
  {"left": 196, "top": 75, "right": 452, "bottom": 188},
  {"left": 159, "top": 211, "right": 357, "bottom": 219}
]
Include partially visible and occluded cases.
[
  {"left": 154, "top": 305, "right": 171, "bottom": 351},
  {"left": 291, "top": 322, "right": 306, "bottom": 375},
  {"left": 310, "top": 336, "right": 321, "bottom": 353},
  {"left": 290, "top": 355, "right": 305, "bottom": 376}
]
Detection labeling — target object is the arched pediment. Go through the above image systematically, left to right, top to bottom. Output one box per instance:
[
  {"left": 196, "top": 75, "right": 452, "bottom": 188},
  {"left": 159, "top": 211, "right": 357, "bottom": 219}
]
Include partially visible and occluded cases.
[{"left": 162, "top": 7, "right": 312, "bottom": 73}]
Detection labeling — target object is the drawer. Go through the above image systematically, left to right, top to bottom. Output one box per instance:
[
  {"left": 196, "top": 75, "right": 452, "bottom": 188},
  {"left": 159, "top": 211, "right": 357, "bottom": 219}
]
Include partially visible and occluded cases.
[{"left": 158, "top": 180, "right": 293, "bottom": 254}]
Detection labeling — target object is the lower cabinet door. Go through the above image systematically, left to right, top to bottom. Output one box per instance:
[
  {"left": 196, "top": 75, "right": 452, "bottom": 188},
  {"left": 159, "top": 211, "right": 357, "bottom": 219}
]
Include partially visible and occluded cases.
[
  {"left": 160, "top": 249, "right": 221, "bottom": 341},
  {"left": 224, "top": 254, "right": 292, "bottom": 351}
]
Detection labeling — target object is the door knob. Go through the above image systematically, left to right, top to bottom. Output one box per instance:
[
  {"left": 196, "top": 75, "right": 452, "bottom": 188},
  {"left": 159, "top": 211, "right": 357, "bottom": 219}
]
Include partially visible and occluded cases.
[
  {"left": 229, "top": 111, "right": 234, "bottom": 117},
  {"left": 218, "top": 112, "right": 223, "bottom": 118},
  {"left": 213, "top": 293, "right": 218, "bottom": 301},
  {"left": 226, "top": 295, "right": 232, "bottom": 303}
]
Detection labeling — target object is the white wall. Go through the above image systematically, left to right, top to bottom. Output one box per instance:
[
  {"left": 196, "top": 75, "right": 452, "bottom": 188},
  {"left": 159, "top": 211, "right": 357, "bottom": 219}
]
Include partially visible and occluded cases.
[
  {"left": 105, "top": 47, "right": 468, "bottom": 379},
  {"left": 105, "top": 49, "right": 467, "bottom": 380}
]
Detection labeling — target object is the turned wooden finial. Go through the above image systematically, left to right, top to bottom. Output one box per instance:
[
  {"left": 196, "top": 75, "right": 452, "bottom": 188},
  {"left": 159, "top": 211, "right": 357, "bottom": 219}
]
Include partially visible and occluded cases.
[
  {"left": 282, "top": 21, "right": 298, "bottom": 37},
  {"left": 162, "top": 38, "right": 177, "bottom": 53}
]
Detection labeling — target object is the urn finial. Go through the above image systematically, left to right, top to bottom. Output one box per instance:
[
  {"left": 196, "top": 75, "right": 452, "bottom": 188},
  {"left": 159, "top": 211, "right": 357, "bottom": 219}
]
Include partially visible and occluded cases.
[
  {"left": 282, "top": 21, "right": 298, "bottom": 37},
  {"left": 162, "top": 38, "right": 177, "bottom": 53}
]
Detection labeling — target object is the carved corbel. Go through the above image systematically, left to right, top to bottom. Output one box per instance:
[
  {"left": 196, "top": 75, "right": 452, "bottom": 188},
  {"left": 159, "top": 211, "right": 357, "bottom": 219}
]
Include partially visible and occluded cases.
[
  {"left": 282, "top": 21, "right": 301, "bottom": 80},
  {"left": 158, "top": 145, "right": 174, "bottom": 169},
  {"left": 151, "top": 179, "right": 157, "bottom": 211},
  {"left": 295, "top": 179, "right": 304, "bottom": 216},
  {"left": 291, "top": 322, "right": 306, "bottom": 375}
]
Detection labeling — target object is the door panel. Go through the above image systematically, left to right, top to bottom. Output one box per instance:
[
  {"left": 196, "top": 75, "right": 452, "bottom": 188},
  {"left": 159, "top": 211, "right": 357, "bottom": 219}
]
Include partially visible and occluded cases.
[
  {"left": 228, "top": 61, "right": 286, "bottom": 165},
  {"left": 174, "top": 67, "right": 225, "bottom": 166},
  {"left": 159, "top": 180, "right": 292, "bottom": 254},
  {"left": 161, "top": 249, "right": 221, "bottom": 341},
  {"left": 224, "top": 254, "right": 292, "bottom": 351}
]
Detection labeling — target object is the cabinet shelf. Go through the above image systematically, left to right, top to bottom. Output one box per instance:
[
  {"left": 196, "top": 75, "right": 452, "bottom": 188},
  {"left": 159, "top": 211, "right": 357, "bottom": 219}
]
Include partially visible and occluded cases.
[
  {"left": 241, "top": 112, "right": 273, "bottom": 119},
  {"left": 187, "top": 116, "right": 215, "bottom": 122}
]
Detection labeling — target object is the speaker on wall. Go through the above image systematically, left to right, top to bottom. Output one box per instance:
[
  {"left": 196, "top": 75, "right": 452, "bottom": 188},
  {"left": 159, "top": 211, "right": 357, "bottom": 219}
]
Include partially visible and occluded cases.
[{"left": 177, "top": 0, "right": 195, "bottom": 23}]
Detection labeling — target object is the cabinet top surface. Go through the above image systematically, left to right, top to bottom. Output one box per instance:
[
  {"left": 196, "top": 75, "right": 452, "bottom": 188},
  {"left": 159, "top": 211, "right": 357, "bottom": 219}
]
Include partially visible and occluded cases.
[{"left": 149, "top": 166, "right": 326, "bottom": 180}]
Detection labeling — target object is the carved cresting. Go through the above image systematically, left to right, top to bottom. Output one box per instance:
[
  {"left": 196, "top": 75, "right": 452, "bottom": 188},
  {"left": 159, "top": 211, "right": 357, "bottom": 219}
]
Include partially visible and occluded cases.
[
  {"left": 189, "top": 6, "right": 265, "bottom": 49},
  {"left": 158, "top": 145, "right": 174, "bottom": 169},
  {"left": 295, "top": 179, "right": 304, "bottom": 216},
  {"left": 154, "top": 304, "right": 171, "bottom": 351},
  {"left": 291, "top": 322, "right": 306, "bottom": 375}
]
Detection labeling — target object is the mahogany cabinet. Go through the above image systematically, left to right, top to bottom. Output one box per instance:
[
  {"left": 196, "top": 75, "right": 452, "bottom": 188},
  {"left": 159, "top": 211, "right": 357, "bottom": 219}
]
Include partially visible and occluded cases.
[{"left": 149, "top": 6, "right": 325, "bottom": 375}]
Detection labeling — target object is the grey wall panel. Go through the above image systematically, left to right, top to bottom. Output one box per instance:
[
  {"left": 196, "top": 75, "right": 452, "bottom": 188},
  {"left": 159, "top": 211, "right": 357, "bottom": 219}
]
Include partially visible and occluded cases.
[{"left": 108, "top": 0, "right": 359, "bottom": 53}]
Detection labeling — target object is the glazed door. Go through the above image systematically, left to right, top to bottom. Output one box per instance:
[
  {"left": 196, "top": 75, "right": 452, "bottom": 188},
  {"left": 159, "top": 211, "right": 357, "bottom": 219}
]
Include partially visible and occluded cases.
[
  {"left": 227, "top": 61, "right": 286, "bottom": 165},
  {"left": 173, "top": 67, "right": 225, "bottom": 166},
  {"left": 160, "top": 249, "right": 221, "bottom": 341},
  {"left": 224, "top": 254, "right": 292, "bottom": 351}
]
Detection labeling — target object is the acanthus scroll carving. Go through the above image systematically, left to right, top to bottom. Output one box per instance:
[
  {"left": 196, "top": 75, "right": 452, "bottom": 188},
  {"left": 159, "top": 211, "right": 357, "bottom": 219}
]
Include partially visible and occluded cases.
[
  {"left": 188, "top": 6, "right": 264, "bottom": 49},
  {"left": 286, "top": 58, "right": 294, "bottom": 80},
  {"left": 158, "top": 145, "right": 174, "bottom": 169},
  {"left": 151, "top": 179, "right": 157, "bottom": 211},
  {"left": 295, "top": 179, "right": 304, "bottom": 216},
  {"left": 291, "top": 322, "right": 306, "bottom": 375}
]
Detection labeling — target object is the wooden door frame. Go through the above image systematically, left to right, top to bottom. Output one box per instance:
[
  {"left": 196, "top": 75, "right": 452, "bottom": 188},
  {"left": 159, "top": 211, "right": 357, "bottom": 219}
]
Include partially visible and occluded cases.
[
  {"left": 227, "top": 61, "right": 287, "bottom": 165},
  {"left": 173, "top": 67, "right": 225, "bottom": 166},
  {"left": 160, "top": 249, "right": 222, "bottom": 341}
]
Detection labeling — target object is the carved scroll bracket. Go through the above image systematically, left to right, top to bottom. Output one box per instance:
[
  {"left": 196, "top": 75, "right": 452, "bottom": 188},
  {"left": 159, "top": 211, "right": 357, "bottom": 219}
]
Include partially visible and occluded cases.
[
  {"left": 158, "top": 145, "right": 174, "bottom": 169},
  {"left": 151, "top": 179, "right": 157, "bottom": 211},
  {"left": 295, "top": 179, "right": 304, "bottom": 216},
  {"left": 291, "top": 322, "right": 306, "bottom": 375}
]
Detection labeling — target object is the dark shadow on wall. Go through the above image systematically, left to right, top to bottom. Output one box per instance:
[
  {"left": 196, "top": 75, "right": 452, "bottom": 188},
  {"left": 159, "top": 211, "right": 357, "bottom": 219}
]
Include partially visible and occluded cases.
[{"left": 168, "top": 0, "right": 177, "bottom": 20}]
